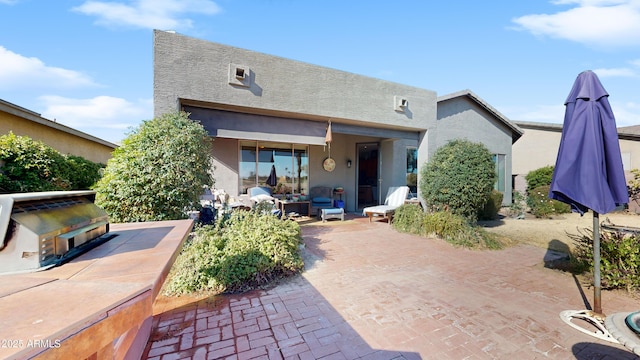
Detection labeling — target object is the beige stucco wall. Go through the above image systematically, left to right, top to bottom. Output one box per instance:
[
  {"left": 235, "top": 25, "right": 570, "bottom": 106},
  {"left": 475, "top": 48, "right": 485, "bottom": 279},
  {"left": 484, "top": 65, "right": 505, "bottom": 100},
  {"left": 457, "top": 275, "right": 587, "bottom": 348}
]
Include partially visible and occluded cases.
[
  {"left": 0, "top": 110, "right": 115, "bottom": 164},
  {"left": 512, "top": 122, "right": 640, "bottom": 195},
  {"left": 512, "top": 126, "right": 562, "bottom": 177}
]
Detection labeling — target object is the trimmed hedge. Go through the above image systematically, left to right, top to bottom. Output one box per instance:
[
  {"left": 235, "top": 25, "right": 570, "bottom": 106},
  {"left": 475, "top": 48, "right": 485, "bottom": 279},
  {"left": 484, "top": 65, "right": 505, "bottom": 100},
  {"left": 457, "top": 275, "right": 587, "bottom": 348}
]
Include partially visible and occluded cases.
[
  {"left": 419, "top": 139, "right": 497, "bottom": 223},
  {"left": 525, "top": 166, "right": 554, "bottom": 194}
]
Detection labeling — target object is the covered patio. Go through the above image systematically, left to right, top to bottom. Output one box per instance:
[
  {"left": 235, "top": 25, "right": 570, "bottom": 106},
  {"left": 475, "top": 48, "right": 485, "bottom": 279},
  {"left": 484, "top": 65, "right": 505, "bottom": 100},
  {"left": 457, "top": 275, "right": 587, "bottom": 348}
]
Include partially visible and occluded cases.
[{"left": 144, "top": 215, "right": 640, "bottom": 359}]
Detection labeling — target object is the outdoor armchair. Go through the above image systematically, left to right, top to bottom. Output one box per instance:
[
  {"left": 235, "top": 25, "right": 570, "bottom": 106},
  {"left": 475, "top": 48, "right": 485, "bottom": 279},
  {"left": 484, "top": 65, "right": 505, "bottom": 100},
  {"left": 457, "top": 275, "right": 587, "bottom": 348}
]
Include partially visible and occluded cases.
[{"left": 309, "top": 186, "right": 334, "bottom": 216}]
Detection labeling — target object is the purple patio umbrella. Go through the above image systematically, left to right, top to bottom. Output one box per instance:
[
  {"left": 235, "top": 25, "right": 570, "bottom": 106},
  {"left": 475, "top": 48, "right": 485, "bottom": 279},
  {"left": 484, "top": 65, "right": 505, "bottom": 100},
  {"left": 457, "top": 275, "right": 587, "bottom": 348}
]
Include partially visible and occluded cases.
[{"left": 550, "top": 70, "right": 628, "bottom": 335}]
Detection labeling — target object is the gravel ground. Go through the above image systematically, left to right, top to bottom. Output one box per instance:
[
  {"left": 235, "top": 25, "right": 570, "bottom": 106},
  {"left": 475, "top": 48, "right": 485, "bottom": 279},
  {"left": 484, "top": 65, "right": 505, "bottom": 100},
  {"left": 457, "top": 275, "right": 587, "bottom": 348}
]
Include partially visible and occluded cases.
[{"left": 479, "top": 210, "right": 640, "bottom": 252}]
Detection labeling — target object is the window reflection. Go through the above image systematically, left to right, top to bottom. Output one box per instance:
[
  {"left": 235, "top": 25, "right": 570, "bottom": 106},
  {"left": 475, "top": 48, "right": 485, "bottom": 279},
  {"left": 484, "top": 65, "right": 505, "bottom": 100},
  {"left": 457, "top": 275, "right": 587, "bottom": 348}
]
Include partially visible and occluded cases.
[
  {"left": 239, "top": 141, "right": 308, "bottom": 195},
  {"left": 406, "top": 147, "right": 418, "bottom": 195}
]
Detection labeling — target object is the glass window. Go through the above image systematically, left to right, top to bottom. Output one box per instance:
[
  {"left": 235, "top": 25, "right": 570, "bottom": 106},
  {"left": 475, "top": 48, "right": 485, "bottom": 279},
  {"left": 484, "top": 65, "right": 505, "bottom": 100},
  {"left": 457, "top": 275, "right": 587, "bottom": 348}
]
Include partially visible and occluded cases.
[
  {"left": 239, "top": 141, "right": 308, "bottom": 195},
  {"left": 406, "top": 147, "right": 418, "bottom": 195},
  {"left": 493, "top": 154, "right": 506, "bottom": 192}
]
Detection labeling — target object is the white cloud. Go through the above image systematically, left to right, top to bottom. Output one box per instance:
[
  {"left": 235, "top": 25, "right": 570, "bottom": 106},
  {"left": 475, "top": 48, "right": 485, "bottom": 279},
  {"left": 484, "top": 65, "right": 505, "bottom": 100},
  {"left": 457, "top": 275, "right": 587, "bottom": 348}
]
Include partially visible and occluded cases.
[
  {"left": 0, "top": 0, "right": 19, "bottom": 4},
  {"left": 72, "top": 0, "right": 221, "bottom": 30},
  {"left": 512, "top": 0, "right": 640, "bottom": 48},
  {"left": 0, "top": 47, "right": 97, "bottom": 90},
  {"left": 592, "top": 67, "right": 638, "bottom": 77},
  {"left": 39, "top": 95, "right": 150, "bottom": 131},
  {"left": 504, "top": 100, "right": 640, "bottom": 127},
  {"left": 611, "top": 100, "right": 640, "bottom": 126},
  {"left": 505, "top": 104, "right": 566, "bottom": 123}
]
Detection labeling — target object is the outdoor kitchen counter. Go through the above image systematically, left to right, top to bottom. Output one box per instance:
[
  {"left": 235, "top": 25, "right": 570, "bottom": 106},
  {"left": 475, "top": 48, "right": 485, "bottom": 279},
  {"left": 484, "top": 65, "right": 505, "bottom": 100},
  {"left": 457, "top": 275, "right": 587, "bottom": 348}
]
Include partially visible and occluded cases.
[{"left": 0, "top": 219, "right": 193, "bottom": 360}]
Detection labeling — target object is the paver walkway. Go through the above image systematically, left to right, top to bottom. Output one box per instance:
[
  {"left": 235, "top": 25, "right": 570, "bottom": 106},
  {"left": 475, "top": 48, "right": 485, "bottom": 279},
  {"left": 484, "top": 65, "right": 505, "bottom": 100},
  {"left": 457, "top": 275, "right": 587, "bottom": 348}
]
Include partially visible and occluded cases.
[{"left": 143, "top": 215, "right": 640, "bottom": 359}]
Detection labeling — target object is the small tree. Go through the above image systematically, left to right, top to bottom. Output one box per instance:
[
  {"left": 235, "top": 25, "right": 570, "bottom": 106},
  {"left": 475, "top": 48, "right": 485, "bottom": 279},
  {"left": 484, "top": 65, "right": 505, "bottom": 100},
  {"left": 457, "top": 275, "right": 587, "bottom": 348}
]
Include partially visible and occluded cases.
[
  {"left": 94, "top": 112, "right": 214, "bottom": 222},
  {"left": 419, "top": 139, "right": 496, "bottom": 223}
]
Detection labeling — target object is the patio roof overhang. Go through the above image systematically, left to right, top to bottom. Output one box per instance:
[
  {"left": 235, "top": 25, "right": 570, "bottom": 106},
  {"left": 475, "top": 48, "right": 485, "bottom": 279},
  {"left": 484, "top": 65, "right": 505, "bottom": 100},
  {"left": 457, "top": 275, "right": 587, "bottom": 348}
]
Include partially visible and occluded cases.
[{"left": 183, "top": 105, "right": 420, "bottom": 145}]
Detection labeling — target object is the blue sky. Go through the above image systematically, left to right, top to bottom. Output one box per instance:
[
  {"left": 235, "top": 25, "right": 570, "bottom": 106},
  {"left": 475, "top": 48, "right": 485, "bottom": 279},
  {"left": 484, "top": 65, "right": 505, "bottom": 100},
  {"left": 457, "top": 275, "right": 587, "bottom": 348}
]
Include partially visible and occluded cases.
[{"left": 1, "top": 0, "right": 640, "bottom": 144}]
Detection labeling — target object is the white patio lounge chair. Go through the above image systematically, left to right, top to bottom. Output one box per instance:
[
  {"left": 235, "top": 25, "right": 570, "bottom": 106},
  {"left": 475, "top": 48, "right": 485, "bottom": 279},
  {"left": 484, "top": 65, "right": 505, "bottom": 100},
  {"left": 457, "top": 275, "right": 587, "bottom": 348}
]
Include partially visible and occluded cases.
[{"left": 362, "top": 186, "right": 410, "bottom": 223}]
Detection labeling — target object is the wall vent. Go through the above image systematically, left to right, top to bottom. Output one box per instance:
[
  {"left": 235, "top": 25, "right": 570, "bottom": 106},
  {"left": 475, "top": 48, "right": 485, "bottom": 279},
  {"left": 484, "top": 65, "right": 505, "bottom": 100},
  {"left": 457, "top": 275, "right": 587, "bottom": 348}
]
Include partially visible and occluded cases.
[
  {"left": 228, "top": 63, "right": 251, "bottom": 87},
  {"left": 394, "top": 96, "right": 408, "bottom": 112}
]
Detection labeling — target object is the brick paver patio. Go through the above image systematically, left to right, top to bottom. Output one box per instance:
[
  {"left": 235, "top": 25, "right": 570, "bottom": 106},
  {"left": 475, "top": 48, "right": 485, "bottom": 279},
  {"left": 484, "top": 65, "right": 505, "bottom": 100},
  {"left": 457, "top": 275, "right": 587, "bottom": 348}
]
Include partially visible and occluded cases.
[{"left": 143, "top": 215, "right": 640, "bottom": 359}]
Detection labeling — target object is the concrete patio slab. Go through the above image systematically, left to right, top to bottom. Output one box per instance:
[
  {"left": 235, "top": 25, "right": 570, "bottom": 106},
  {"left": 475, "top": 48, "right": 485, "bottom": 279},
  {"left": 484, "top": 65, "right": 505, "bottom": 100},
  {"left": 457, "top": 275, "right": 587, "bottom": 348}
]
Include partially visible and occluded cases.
[{"left": 144, "top": 215, "right": 640, "bottom": 359}]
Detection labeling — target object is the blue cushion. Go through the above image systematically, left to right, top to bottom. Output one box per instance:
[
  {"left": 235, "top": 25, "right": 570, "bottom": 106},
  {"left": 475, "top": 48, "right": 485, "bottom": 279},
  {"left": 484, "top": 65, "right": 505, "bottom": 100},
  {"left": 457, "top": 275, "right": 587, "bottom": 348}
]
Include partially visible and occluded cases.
[
  {"left": 312, "top": 197, "right": 332, "bottom": 204},
  {"left": 323, "top": 208, "right": 344, "bottom": 215}
]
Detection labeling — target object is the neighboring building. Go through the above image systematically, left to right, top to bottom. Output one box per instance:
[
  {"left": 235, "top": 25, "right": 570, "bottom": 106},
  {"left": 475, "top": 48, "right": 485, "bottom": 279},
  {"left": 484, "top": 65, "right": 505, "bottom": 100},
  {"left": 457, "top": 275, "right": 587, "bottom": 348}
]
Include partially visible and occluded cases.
[
  {"left": 154, "top": 30, "right": 522, "bottom": 211},
  {"left": 437, "top": 91, "right": 523, "bottom": 204},
  {"left": 0, "top": 99, "right": 116, "bottom": 164},
  {"left": 512, "top": 121, "right": 640, "bottom": 195}
]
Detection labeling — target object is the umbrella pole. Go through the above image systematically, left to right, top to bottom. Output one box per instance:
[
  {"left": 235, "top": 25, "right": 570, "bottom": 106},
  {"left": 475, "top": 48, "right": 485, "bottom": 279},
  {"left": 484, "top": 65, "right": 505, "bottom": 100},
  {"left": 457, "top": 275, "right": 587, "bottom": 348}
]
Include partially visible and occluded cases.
[
  {"left": 558, "top": 210, "right": 617, "bottom": 343},
  {"left": 593, "top": 211, "right": 602, "bottom": 315}
]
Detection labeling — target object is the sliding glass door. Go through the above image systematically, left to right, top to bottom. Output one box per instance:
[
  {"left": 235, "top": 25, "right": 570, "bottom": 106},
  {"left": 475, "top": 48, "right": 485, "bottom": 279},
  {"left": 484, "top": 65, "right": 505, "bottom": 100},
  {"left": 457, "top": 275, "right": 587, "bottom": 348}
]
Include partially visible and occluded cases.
[{"left": 239, "top": 141, "right": 308, "bottom": 195}]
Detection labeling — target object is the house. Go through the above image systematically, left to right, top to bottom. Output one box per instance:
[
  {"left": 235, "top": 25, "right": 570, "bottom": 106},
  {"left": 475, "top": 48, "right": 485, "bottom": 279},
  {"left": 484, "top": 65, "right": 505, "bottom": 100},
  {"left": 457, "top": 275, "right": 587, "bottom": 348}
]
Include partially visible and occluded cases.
[
  {"left": 153, "top": 30, "right": 522, "bottom": 212},
  {"left": 437, "top": 91, "right": 523, "bottom": 204},
  {"left": 0, "top": 99, "right": 116, "bottom": 164},
  {"left": 512, "top": 121, "right": 640, "bottom": 194}
]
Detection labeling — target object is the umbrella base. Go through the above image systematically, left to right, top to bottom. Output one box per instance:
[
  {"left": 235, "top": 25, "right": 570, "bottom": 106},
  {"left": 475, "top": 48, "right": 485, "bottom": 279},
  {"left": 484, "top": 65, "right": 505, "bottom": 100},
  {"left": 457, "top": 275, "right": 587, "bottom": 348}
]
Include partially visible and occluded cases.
[
  {"left": 560, "top": 310, "right": 619, "bottom": 343},
  {"left": 604, "top": 312, "right": 640, "bottom": 355}
]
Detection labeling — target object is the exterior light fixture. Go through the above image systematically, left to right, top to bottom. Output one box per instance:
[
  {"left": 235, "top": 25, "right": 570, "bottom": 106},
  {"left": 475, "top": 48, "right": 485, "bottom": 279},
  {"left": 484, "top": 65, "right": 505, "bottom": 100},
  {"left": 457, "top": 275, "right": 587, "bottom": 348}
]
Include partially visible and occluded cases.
[{"left": 347, "top": 159, "right": 352, "bottom": 168}]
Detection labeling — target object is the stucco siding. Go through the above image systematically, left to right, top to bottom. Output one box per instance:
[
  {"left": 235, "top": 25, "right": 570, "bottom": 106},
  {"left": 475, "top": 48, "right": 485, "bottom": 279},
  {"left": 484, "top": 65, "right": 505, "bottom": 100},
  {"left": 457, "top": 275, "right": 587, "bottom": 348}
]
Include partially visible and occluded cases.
[
  {"left": 154, "top": 30, "right": 436, "bottom": 131},
  {"left": 435, "top": 97, "right": 515, "bottom": 204},
  {"left": 0, "top": 110, "right": 115, "bottom": 164},
  {"left": 512, "top": 122, "right": 640, "bottom": 202},
  {"left": 511, "top": 126, "right": 561, "bottom": 176},
  {"left": 209, "top": 137, "right": 240, "bottom": 196}
]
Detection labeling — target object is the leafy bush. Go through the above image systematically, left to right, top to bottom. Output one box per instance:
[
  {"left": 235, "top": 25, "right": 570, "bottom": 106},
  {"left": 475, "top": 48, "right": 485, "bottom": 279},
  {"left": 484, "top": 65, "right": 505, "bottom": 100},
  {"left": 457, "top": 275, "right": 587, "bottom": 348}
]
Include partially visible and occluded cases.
[
  {"left": 94, "top": 112, "right": 214, "bottom": 222},
  {"left": 0, "top": 132, "right": 102, "bottom": 193},
  {"left": 419, "top": 139, "right": 496, "bottom": 223},
  {"left": 64, "top": 155, "right": 104, "bottom": 189},
  {"left": 525, "top": 166, "right": 554, "bottom": 194},
  {"left": 627, "top": 168, "right": 640, "bottom": 210},
  {"left": 527, "top": 185, "right": 571, "bottom": 218},
  {"left": 478, "top": 190, "right": 503, "bottom": 220},
  {"left": 507, "top": 191, "right": 527, "bottom": 218},
  {"left": 392, "top": 204, "right": 426, "bottom": 235},
  {"left": 392, "top": 205, "right": 507, "bottom": 250},
  {"left": 164, "top": 210, "right": 304, "bottom": 295},
  {"left": 569, "top": 227, "right": 640, "bottom": 292}
]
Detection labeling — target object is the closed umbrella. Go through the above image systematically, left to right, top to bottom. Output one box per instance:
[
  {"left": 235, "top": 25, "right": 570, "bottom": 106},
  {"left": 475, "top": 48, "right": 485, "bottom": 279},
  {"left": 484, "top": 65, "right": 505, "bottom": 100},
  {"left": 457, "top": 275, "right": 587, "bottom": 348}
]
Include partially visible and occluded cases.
[
  {"left": 551, "top": 70, "right": 629, "bottom": 341},
  {"left": 266, "top": 164, "right": 277, "bottom": 187}
]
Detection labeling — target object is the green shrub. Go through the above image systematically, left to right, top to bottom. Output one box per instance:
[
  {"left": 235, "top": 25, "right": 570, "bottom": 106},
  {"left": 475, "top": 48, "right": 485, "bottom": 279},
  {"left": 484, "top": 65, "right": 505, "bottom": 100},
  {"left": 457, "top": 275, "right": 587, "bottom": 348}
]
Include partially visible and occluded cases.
[
  {"left": 94, "top": 112, "right": 214, "bottom": 222},
  {"left": 0, "top": 132, "right": 102, "bottom": 193},
  {"left": 419, "top": 139, "right": 496, "bottom": 223},
  {"left": 65, "top": 155, "right": 104, "bottom": 189},
  {"left": 525, "top": 166, "right": 554, "bottom": 194},
  {"left": 627, "top": 168, "right": 640, "bottom": 210},
  {"left": 527, "top": 185, "right": 571, "bottom": 218},
  {"left": 478, "top": 190, "right": 503, "bottom": 220},
  {"left": 507, "top": 191, "right": 527, "bottom": 218},
  {"left": 392, "top": 204, "right": 426, "bottom": 235},
  {"left": 393, "top": 207, "right": 506, "bottom": 250},
  {"left": 164, "top": 210, "right": 303, "bottom": 295},
  {"left": 424, "top": 211, "right": 505, "bottom": 249},
  {"left": 569, "top": 228, "right": 640, "bottom": 292}
]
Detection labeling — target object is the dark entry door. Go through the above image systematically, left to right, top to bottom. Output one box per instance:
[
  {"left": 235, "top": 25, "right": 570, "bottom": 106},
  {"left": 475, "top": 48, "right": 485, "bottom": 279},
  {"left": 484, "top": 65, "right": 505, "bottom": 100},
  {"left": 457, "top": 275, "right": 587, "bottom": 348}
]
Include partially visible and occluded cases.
[{"left": 357, "top": 143, "right": 379, "bottom": 208}]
